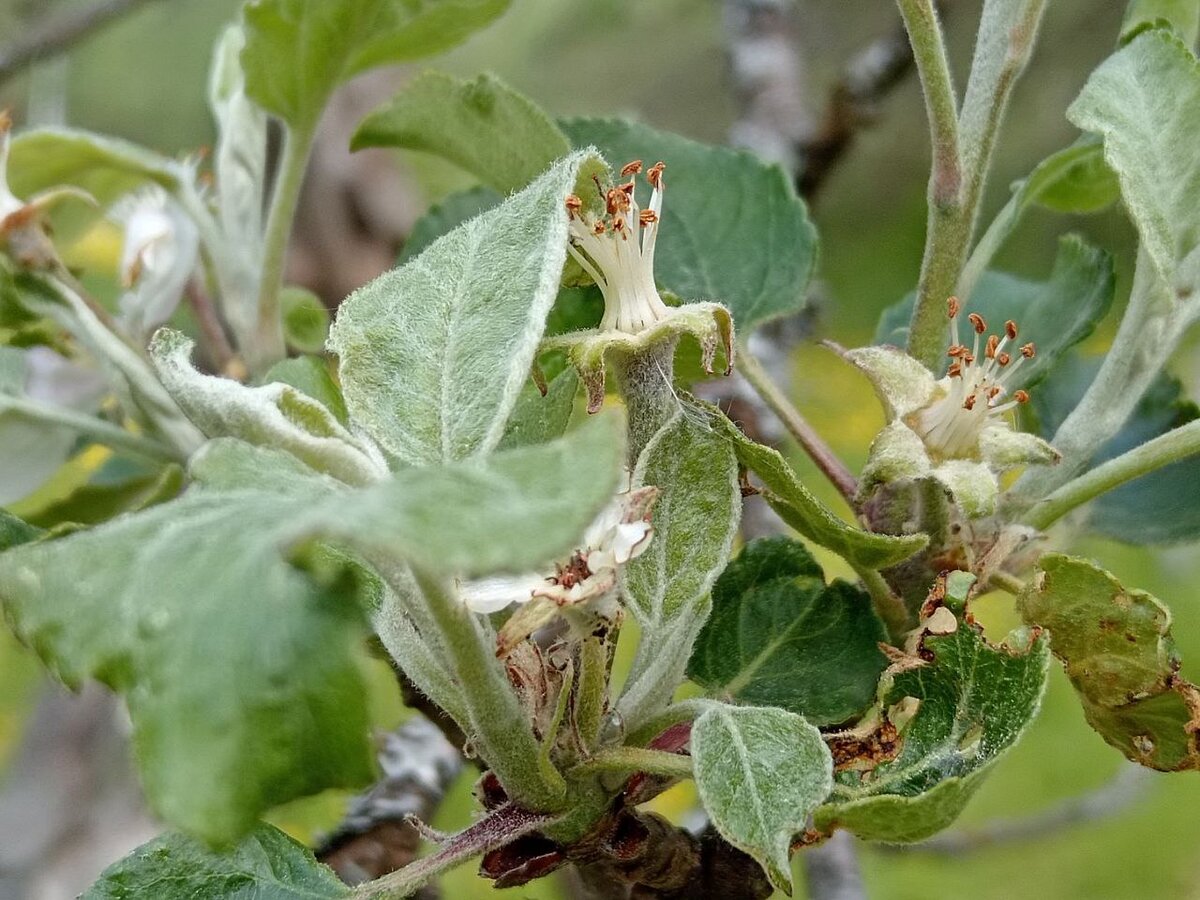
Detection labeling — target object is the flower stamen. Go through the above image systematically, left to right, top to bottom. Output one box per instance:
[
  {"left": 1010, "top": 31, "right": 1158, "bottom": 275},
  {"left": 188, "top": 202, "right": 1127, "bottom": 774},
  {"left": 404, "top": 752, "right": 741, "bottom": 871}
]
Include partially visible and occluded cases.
[
  {"left": 565, "top": 159, "right": 671, "bottom": 333},
  {"left": 913, "top": 300, "right": 1040, "bottom": 458}
]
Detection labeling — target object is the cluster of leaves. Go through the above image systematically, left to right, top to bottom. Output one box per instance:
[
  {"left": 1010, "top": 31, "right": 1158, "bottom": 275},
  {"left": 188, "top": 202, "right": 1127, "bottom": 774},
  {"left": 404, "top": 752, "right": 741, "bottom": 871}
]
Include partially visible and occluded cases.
[{"left": 0, "top": 0, "right": 1199, "bottom": 898}]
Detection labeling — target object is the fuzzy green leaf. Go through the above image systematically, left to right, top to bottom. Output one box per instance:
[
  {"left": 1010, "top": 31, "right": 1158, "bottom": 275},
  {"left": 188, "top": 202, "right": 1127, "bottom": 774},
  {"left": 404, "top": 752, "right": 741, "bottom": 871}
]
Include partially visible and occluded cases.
[
  {"left": 241, "top": 0, "right": 511, "bottom": 130},
  {"left": 1121, "top": 0, "right": 1200, "bottom": 44},
  {"left": 1069, "top": 29, "right": 1200, "bottom": 297},
  {"left": 353, "top": 71, "right": 569, "bottom": 194},
  {"left": 560, "top": 118, "right": 817, "bottom": 333},
  {"left": 8, "top": 127, "right": 185, "bottom": 206},
  {"left": 1022, "top": 137, "right": 1120, "bottom": 214},
  {"left": 329, "top": 152, "right": 598, "bottom": 466},
  {"left": 398, "top": 186, "right": 500, "bottom": 263},
  {"left": 877, "top": 236, "right": 1115, "bottom": 389},
  {"left": 280, "top": 286, "right": 331, "bottom": 355},
  {"left": 151, "top": 329, "right": 384, "bottom": 487},
  {"left": 0, "top": 345, "right": 90, "bottom": 505},
  {"left": 262, "top": 355, "right": 349, "bottom": 425},
  {"left": 497, "top": 368, "right": 578, "bottom": 450},
  {"left": 696, "top": 400, "right": 927, "bottom": 569},
  {"left": 617, "top": 409, "right": 740, "bottom": 727},
  {"left": 311, "top": 410, "right": 624, "bottom": 577},
  {"left": 623, "top": 410, "right": 739, "bottom": 627},
  {"left": 0, "top": 487, "right": 373, "bottom": 844},
  {"left": 689, "top": 538, "right": 888, "bottom": 726},
  {"left": 1019, "top": 554, "right": 1200, "bottom": 770},
  {"left": 815, "top": 572, "right": 1050, "bottom": 843},
  {"left": 692, "top": 704, "right": 833, "bottom": 894},
  {"left": 83, "top": 823, "right": 348, "bottom": 899}
]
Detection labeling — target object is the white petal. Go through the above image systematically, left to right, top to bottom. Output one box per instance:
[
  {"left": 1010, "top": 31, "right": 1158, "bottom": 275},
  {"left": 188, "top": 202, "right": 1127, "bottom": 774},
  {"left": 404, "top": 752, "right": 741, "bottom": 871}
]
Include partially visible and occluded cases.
[
  {"left": 611, "top": 520, "right": 653, "bottom": 564},
  {"left": 459, "top": 573, "right": 547, "bottom": 614}
]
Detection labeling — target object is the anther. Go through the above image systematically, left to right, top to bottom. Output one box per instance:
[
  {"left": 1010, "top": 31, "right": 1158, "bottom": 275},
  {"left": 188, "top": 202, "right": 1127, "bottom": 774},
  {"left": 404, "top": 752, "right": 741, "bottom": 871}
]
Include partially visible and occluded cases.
[
  {"left": 620, "top": 160, "right": 643, "bottom": 177},
  {"left": 646, "top": 161, "right": 665, "bottom": 189},
  {"left": 565, "top": 194, "right": 582, "bottom": 216},
  {"left": 639, "top": 209, "right": 658, "bottom": 226},
  {"left": 592, "top": 220, "right": 606, "bottom": 235},
  {"left": 947, "top": 296, "right": 961, "bottom": 318},
  {"left": 968, "top": 313, "right": 987, "bottom": 334},
  {"left": 1005, "top": 320, "right": 1018, "bottom": 339},
  {"left": 986, "top": 335, "right": 999, "bottom": 359},
  {"left": 1020, "top": 342, "right": 1035, "bottom": 358},
  {"left": 947, "top": 344, "right": 968, "bottom": 358},
  {"left": 997, "top": 352, "right": 1011, "bottom": 366},
  {"left": 947, "top": 361, "right": 963, "bottom": 378},
  {"left": 1014, "top": 390, "right": 1030, "bottom": 403},
  {"left": 963, "top": 394, "right": 978, "bottom": 411}
]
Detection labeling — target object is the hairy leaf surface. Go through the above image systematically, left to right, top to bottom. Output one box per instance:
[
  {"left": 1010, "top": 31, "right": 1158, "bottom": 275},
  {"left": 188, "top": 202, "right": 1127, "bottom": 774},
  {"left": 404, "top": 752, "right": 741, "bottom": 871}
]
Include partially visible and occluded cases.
[
  {"left": 1069, "top": 29, "right": 1200, "bottom": 297},
  {"left": 329, "top": 152, "right": 598, "bottom": 465},
  {"left": 0, "top": 487, "right": 373, "bottom": 843},
  {"left": 689, "top": 538, "right": 888, "bottom": 726},
  {"left": 815, "top": 572, "right": 1049, "bottom": 843},
  {"left": 692, "top": 704, "right": 833, "bottom": 894},
  {"left": 84, "top": 824, "right": 348, "bottom": 899}
]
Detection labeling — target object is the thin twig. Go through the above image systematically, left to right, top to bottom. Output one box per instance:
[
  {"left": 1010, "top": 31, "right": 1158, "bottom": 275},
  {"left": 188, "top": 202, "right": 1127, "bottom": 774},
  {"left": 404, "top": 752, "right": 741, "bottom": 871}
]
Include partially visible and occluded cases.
[
  {"left": 0, "top": 0, "right": 163, "bottom": 86},
  {"left": 184, "top": 278, "right": 243, "bottom": 381},
  {"left": 735, "top": 342, "right": 858, "bottom": 504},
  {"left": 317, "top": 717, "right": 464, "bottom": 889},
  {"left": 888, "top": 763, "right": 1154, "bottom": 856}
]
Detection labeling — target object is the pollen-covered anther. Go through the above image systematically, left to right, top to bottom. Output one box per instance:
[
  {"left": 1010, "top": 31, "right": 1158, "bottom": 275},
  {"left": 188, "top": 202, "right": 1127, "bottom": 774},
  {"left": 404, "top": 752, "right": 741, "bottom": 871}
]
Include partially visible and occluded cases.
[
  {"left": 564, "top": 158, "right": 673, "bottom": 334},
  {"left": 646, "top": 161, "right": 665, "bottom": 189},
  {"left": 565, "top": 194, "right": 582, "bottom": 216},
  {"left": 908, "top": 300, "right": 1043, "bottom": 458}
]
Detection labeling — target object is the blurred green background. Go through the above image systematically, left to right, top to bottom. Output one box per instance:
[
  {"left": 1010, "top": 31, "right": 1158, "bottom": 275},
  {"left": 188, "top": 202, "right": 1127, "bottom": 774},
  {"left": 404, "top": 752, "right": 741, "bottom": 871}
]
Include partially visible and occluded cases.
[{"left": 1, "top": 1, "right": 1197, "bottom": 897}]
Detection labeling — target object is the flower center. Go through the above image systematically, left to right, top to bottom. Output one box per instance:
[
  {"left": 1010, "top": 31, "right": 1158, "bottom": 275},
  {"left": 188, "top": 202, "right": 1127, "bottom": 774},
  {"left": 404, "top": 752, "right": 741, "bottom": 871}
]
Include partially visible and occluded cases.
[
  {"left": 565, "top": 159, "right": 671, "bottom": 334},
  {"left": 913, "top": 297, "right": 1036, "bottom": 458}
]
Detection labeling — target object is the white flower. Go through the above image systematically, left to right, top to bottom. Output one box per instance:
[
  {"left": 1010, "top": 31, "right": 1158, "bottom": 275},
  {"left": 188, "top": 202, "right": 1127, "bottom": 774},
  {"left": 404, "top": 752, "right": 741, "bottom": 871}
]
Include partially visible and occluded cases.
[
  {"left": 542, "top": 160, "right": 733, "bottom": 412},
  {"left": 566, "top": 160, "right": 671, "bottom": 334},
  {"left": 113, "top": 187, "right": 199, "bottom": 341},
  {"left": 846, "top": 298, "right": 1058, "bottom": 518},
  {"left": 458, "top": 483, "right": 657, "bottom": 615}
]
